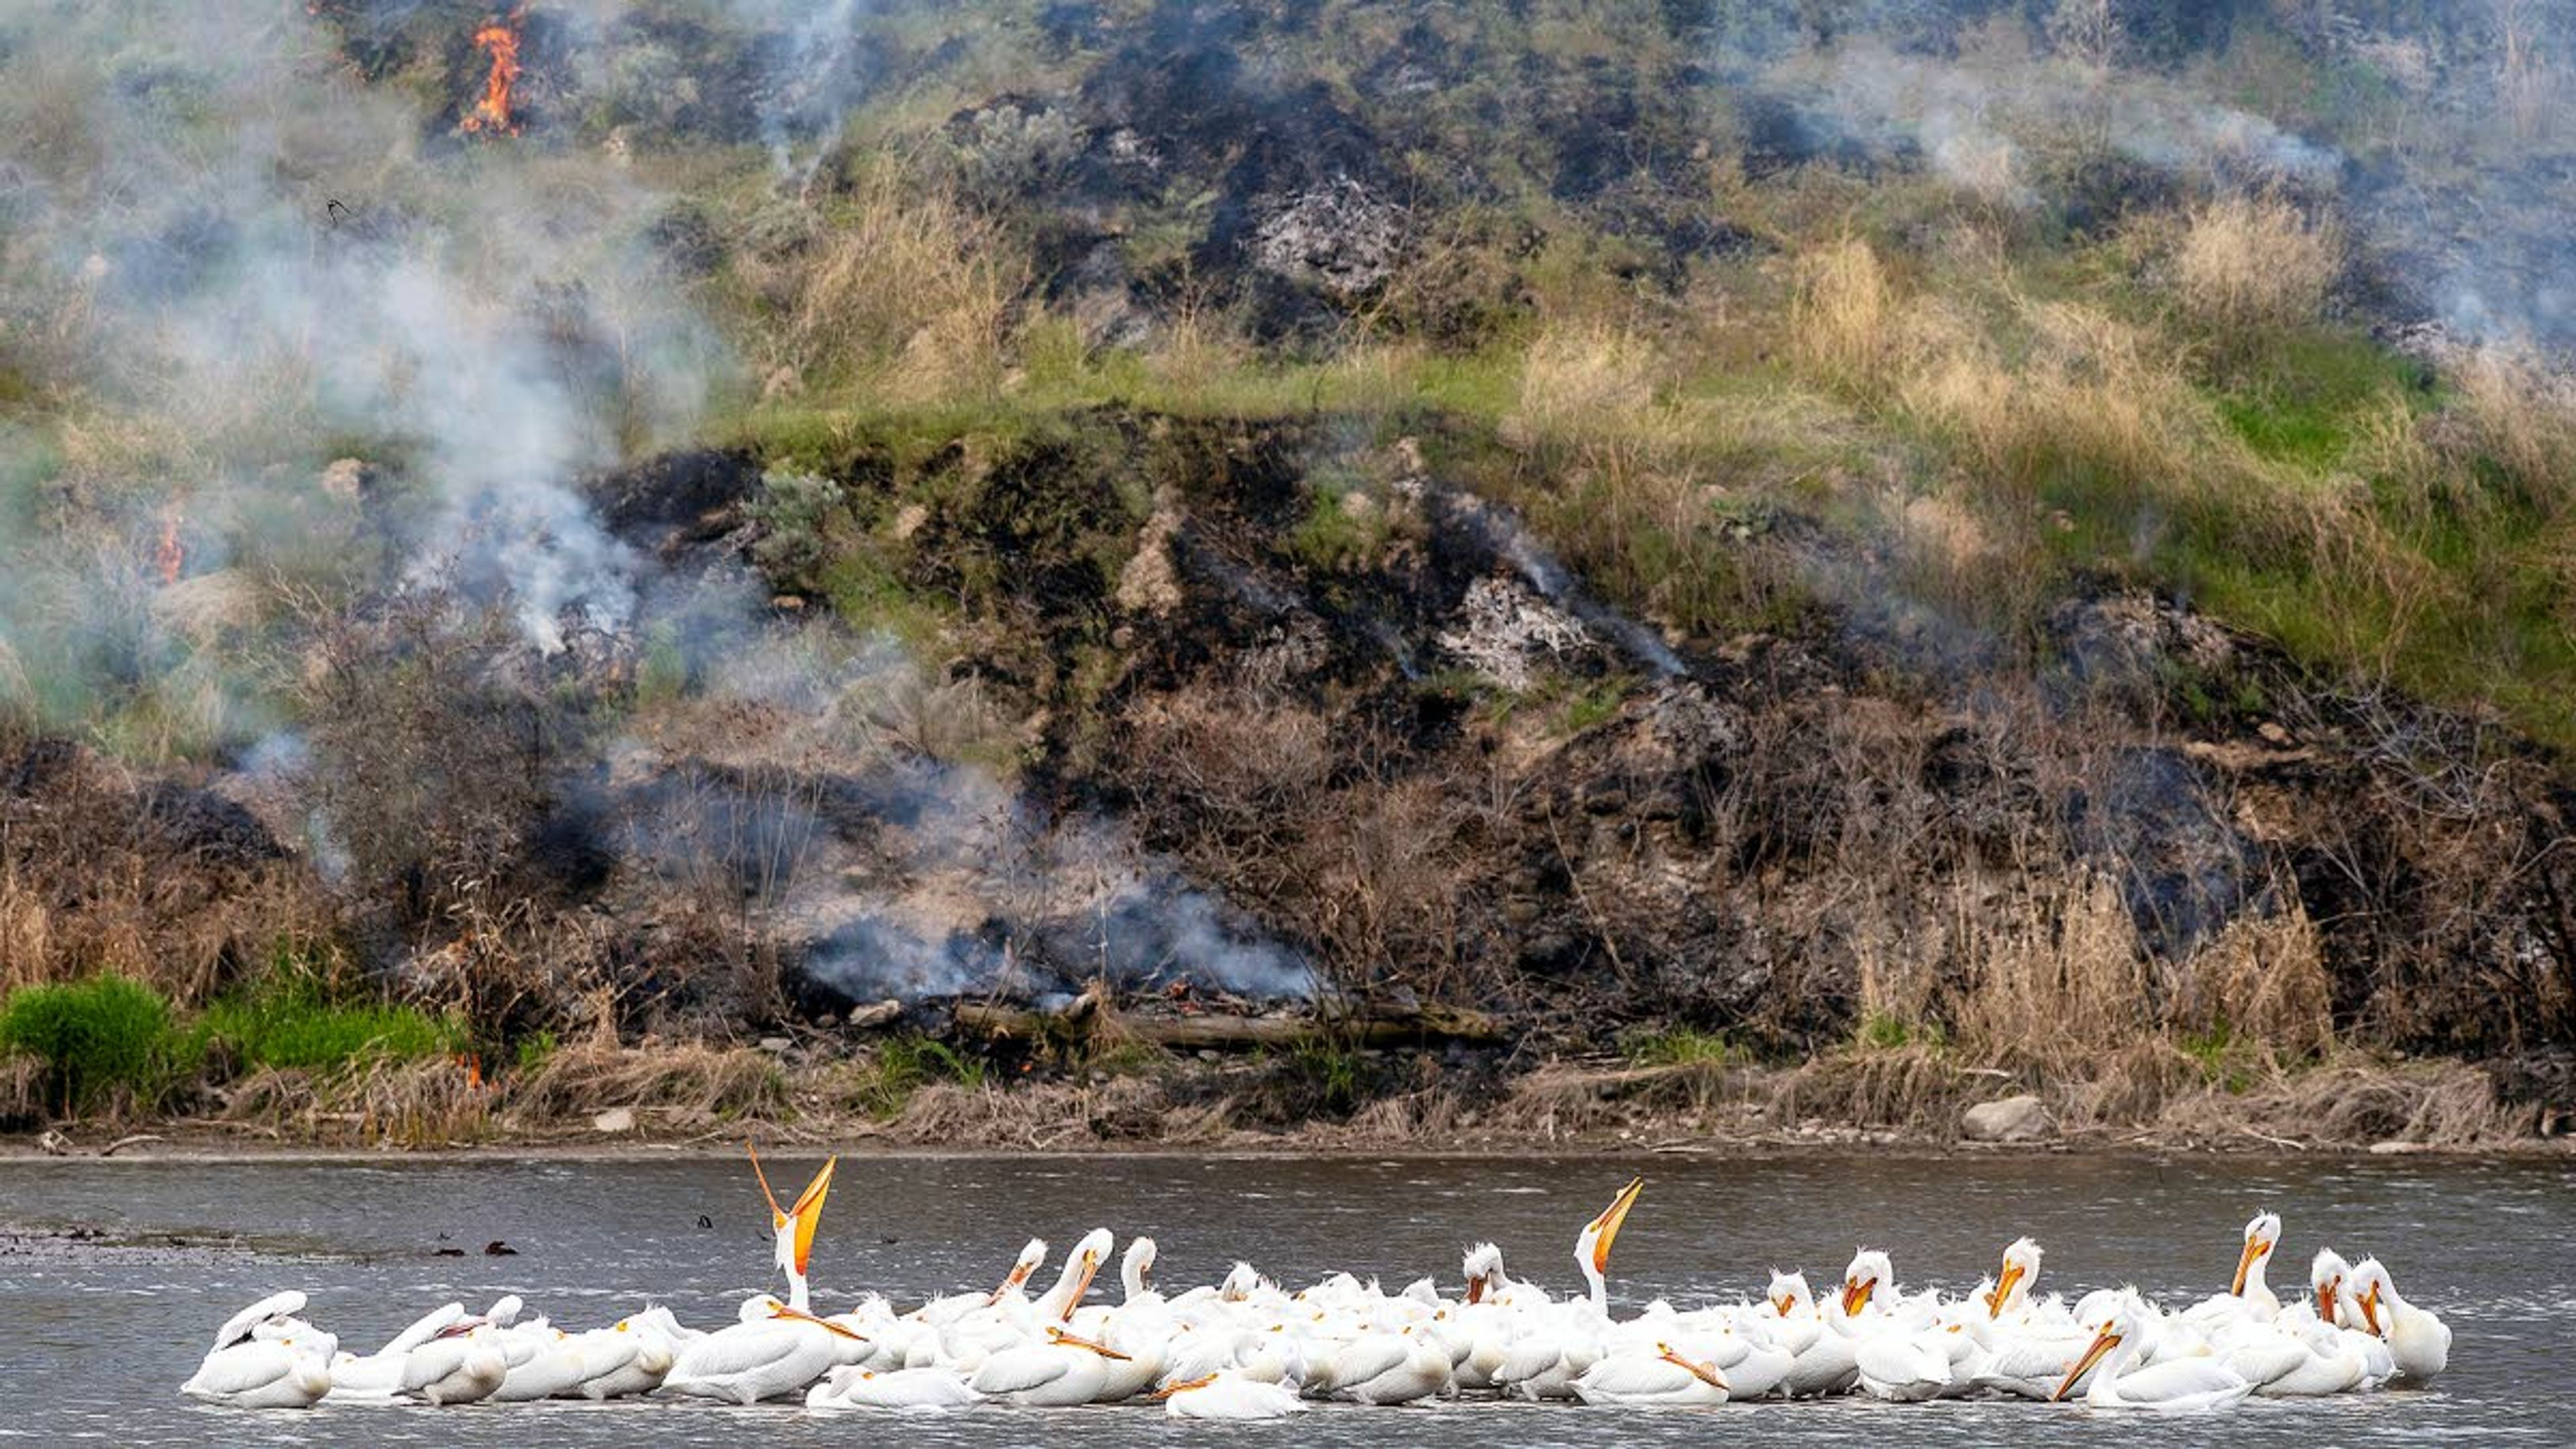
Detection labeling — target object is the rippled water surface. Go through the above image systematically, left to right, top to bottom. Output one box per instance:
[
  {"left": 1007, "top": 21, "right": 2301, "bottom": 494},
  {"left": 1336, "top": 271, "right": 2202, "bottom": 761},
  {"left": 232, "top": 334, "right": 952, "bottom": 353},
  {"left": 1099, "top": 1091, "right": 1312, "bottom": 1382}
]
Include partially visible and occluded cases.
[{"left": 0, "top": 1151, "right": 2565, "bottom": 1445}]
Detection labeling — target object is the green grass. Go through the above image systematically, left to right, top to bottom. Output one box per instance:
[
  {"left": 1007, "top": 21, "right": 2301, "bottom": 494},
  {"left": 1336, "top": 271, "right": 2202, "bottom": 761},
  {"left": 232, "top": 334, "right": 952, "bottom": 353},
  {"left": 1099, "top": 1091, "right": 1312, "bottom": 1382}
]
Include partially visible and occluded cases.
[
  {"left": 0, "top": 975, "right": 192, "bottom": 1115},
  {"left": 195, "top": 979, "right": 466, "bottom": 1073},
  {"left": 1856, "top": 1012, "right": 1948, "bottom": 1053},
  {"left": 1625, "top": 1028, "right": 1751, "bottom": 1069},
  {"left": 844, "top": 1032, "right": 987, "bottom": 1118}
]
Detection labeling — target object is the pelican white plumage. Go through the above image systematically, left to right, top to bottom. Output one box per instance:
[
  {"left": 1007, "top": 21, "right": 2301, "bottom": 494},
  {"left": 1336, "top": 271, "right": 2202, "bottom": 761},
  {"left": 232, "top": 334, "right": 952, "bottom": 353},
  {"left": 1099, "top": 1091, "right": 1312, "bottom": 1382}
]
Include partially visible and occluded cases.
[
  {"left": 1489, "top": 1175, "right": 1644, "bottom": 1401},
  {"left": 2186, "top": 1212, "right": 2283, "bottom": 1328},
  {"left": 1982, "top": 1238, "right": 2045, "bottom": 1320},
  {"left": 916, "top": 1239, "right": 1046, "bottom": 1327},
  {"left": 1835, "top": 1250, "right": 1951, "bottom": 1402},
  {"left": 2351, "top": 1256, "right": 2449, "bottom": 1385},
  {"left": 1766, "top": 1270, "right": 1860, "bottom": 1397},
  {"left": 178, "top": 1291, "right": 335, "bottom": 1408},
  {"left": 663, "top": 1293, "right": 873, "bottom": 1403},
  {"left": 2055, "top": 1299, "right": 2253, "bottom": 1411},
  {"left": 321, "top": 1301, "right": 466, "bottom": 1401},
  {"left": 568, "top": 1307, "right": 687, "bottom": 1399},
  {"left": 399, "top": 1322, "right": 509, "bottom": 1405},
  {"left": 968, "top": 1323, "right": 1134, "bottom": 1405},
  {"left": 1314, "top": 1326, "right": 1452, "bottom": 1404},
  {"left": 1571, "top": 1341, "right": 1731, "bottom": 1405},
  {"left": 806, "top": 1364, "right": 981, "bottom": 1411},
  {"left": 1160, "top": 1368, "right": 1312, "bottom": 1420}
]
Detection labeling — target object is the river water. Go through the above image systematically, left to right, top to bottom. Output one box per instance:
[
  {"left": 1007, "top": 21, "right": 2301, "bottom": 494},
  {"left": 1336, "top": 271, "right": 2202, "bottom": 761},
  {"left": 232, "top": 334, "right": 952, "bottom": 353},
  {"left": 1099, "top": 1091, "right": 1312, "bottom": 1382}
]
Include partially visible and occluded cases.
[{"left": 0, "top": 1150, "right": 2563, "bottom": 1445}]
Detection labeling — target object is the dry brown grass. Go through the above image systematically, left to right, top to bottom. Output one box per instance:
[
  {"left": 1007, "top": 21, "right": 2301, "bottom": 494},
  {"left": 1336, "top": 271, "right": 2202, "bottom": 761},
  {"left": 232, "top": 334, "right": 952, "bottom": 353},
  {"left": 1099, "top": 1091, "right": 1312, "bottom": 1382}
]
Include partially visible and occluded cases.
[
  {"left": 785, "top": 168, "right": 1021, "bottom": 400},
  {"left": 2174, "top": 195, "right": 2340, "bottom": 332},
  {"left": 1791, "top": 236, "right": 1898, "bottom": 386},
  {"left": 1907, "top": 299, "right": 2224, "bottom": 504},
  {"left": 1507, "top": 321, "right": 1664, "bottom": 447},
  {"left": 2448, "top": 341, "right": 2576, "bottom": 514},
  {"left": 1947, "top": 874, "right": 2155, "bottom": 1071},
  {"left": 513, "top": 1030, "right": 788, "bottom": 1124},
  {"left": 0, "top": 1051, "right": 42, "bottom": 1124},
  {"left": 225, "top": 1057, "right": 495, "bottom": 1147}
]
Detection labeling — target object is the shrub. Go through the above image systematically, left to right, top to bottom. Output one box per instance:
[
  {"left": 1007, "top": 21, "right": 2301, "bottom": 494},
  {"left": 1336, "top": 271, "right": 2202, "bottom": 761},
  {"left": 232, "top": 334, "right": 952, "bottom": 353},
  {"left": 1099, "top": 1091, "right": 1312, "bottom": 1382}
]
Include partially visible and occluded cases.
[{"left": 0, "top": 974, "right": 186, "bottom": 1114}]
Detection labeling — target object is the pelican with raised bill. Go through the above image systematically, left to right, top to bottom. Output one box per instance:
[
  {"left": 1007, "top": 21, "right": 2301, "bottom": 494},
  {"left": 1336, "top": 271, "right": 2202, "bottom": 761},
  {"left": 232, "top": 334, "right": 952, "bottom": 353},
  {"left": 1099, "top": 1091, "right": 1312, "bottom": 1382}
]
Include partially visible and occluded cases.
[{"left": 749, "top": 1144, "right": 839, "bottom": 1312}]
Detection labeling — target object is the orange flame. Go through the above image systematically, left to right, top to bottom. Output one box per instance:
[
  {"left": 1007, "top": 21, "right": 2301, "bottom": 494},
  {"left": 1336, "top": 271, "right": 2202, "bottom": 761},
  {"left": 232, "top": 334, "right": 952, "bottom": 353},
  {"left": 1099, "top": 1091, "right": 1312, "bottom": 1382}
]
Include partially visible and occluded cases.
[
  {"left": 460, "top": 10, "right": 524, "bottom": 137},
  {"left": 154, "top": 506, "right": 183, "bottom": 586}
]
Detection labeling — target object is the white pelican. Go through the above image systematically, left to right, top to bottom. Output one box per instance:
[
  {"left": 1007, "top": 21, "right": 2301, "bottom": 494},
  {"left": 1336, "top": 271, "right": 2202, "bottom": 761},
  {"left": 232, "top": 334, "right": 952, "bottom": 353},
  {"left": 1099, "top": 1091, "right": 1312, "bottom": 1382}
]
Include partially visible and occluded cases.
[
  {"left": 747, "top": 1146, "right": 839, "bottom": 1311},
  {"left": 1489, "top": 1175, "right": 1644, "bottom": 1400},
  {"left": 2186, "top": 1212, "right": 2282, "bottom": 1327},
  {"left": 1034, "top": 1228, "right": 1114, "bottom": 1322},
  {"left": 1982, "top": 1238, "right": 2044, "bottom": 1320},
  {"left": 916, "top": 1239, "right": 1046, "bottom": 1326},
  {"left": 2306, "top": 1248, "right": 2396, "bottom": 1383},
  {"left": 1835, "top": 1249, "right": 1951, "bottom": 1401},
  {"left": 2351, "top": 1256, "right": 2449, "bottom": 1384},
  {"left": 1766, "top": 1271, "right": 1859, "bottom": 1397},
  {"left": 178, "top": 1291, "right": 335, "bottom": 1408},
  {"left": 663, "top": 1293, "right": 873, "bottom": 1403},
  {"left": 2054, "top": 1299, "right": 2252, "bottom": 1411},
  {"left": 321, "top": 1301, "right": 463, "bottom": 1401},
  {"left": 567, "top": 1307, "right": 688, "bottom": 1399},
  {"left": 488, "top": 1310, "right": 651, "bottom": 1403},
  {"left": 399, "top": 1320, "right": 508, "bottom": 1405},
  {"left": 968, "top": 1323, "right": 1135, "bottom": 1405},
  {"left": 1312, "top": 1326, "right": 1452, "bottom": 1404},
  {"left": 1571, "top": 1341, "right": 1731, "bottom": 1405},
  {"left": 806, "top": 1364, "right": 981, "bottom": 1411},
  {"left": 1159, "top": 1368, "right": 1311, "bottom": 1420}
]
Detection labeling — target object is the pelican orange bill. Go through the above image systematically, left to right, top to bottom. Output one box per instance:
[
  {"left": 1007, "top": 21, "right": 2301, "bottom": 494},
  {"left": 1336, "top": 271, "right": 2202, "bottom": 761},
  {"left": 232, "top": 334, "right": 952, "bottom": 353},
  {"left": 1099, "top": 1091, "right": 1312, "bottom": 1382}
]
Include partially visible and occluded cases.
[
  {"left": 748, "top": 1144, "right": 838, "bottom": 1278},
  {"left": 1589, "top": 1176, "right": 1645, "bottom": 1275},
  {"left": 2231, "top": 1233, "right": 2271, "bottom": 1296},
  {"left": 1986, "top": 1259, "right": 2027, "bottom": 1318},
  {"left": 1840, "top": 1277, "right": 1874, "bottom": 1316},
  {"left": 2052, "top": 1326, "right": 2122, "bottom": 1402}
]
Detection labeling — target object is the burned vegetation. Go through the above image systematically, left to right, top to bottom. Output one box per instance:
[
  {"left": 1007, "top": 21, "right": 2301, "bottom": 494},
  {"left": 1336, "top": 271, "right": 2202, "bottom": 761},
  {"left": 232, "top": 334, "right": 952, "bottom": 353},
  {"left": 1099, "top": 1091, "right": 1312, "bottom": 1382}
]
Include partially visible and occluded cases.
[{"left": 2, "top": 0, "right": 2574, "bottom": 1148}]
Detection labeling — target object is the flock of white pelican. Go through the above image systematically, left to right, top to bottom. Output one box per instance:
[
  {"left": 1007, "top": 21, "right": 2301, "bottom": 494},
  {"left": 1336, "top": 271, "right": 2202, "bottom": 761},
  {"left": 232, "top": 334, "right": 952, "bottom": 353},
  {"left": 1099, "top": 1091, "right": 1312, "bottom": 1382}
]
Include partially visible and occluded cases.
[{"left": 182, "top": 1153, "right": 2451, "bottom": 1417}]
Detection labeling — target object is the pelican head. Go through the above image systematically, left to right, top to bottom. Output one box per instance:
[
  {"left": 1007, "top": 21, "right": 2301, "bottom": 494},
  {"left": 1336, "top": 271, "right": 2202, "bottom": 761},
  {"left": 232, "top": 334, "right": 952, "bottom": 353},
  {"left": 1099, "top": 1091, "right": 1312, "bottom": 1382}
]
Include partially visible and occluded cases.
[
  {"left": 749, "top": 1144, "right": 838, "bottom": 1309},
  {"left": 1575, "top": 1175, "right": 1645, "bottom": 1290},
  {"left": 2231, "top": 1211, "right": 2282, "bottom": 1296},
  {"left": 1042, "top": 1227, "right": 1114, "bottom": 1321},
  {"left": 1122, "top": 1236, "right": 1159, "bottom": 1299},
  {"left": 1984, "top": 1236, "right": 2043, "bottom": 1319},
  {"left": 992, "top": 1238, "right": 1049, "bottom": 1304},
  {"left": 1462, "top": 1242, "right": 1504, "bottom": 1304},
  {"left": 2310, "top": 1247, "right": 2353, "bottom": 1326},
  {"left": 1840, "top": 1248, "right": 1893, "bottom": 1317},
  {"left": 2349, "top": 1256, "right": 2395, "bottom": 1337},
  {"left": 1220, "top": 1261, "right": 1265, "bottom": 1303},
  {"left": 1767, "top": 1269, "right": 1813, "bottom": 1318},
  {"left": 2051, "top": 1301, "right": 2139, "bottom": 1402}
]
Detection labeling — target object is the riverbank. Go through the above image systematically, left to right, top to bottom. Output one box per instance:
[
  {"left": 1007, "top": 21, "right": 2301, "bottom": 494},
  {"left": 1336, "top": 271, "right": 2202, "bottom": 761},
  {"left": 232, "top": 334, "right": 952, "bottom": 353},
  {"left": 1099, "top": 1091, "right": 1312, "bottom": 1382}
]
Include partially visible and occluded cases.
[{"left": 5, "top": 1039, "right": 2557, "bottom": 1160}]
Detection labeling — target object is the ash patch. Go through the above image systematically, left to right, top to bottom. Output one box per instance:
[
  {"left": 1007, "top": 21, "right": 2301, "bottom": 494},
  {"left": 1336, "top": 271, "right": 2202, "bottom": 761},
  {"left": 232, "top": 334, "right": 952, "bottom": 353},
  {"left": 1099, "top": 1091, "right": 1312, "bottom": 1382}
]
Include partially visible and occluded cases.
[{"left": 1248, "top": 174, "right": 1407, "bottom": 303}]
